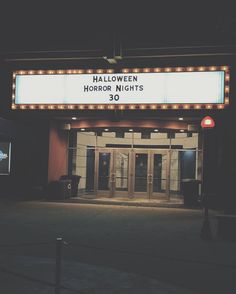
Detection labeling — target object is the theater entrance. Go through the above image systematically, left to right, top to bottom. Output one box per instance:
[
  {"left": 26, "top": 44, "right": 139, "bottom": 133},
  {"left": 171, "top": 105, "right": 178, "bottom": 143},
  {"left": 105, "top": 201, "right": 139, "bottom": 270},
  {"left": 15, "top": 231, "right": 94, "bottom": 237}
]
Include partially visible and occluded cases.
[
  {"left": 69, "top": 128, "right": 202, "bottom": 201},
  {"left": 96, "top": 148, "right": 169, "bottom": 199}
]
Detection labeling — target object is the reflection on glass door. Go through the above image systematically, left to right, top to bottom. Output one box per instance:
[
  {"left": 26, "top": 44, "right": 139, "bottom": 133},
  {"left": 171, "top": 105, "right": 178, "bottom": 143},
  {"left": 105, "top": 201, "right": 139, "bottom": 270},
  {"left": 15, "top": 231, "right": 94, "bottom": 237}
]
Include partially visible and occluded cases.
[
  {"left": 96, "top": 149, "right": 114, "bottom": 197},
  {"left": 114, "top": 151, "right": 129, "bottom": 197},
  {"left": 151, "top": 151, "right": 169, "bottom": 199},
  {"left": 98, "top": 152, "right": 111, "bottom": 190},
  {"left": 134, "top": 153, "right": 148, "bottom": 192}
]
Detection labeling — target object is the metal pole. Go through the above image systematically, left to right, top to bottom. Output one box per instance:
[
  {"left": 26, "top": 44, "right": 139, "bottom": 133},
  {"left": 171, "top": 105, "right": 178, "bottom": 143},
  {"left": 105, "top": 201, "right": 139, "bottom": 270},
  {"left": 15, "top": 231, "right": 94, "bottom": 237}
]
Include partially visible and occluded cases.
[
  {"left": 200, "top": 128, "right": 212, "bottom": 241},
  {"left": 201, "top": 194, "right": 212, "bottom": 240},
  {"left": 55, "top": 237, "right": 62, "bottom": 294}
]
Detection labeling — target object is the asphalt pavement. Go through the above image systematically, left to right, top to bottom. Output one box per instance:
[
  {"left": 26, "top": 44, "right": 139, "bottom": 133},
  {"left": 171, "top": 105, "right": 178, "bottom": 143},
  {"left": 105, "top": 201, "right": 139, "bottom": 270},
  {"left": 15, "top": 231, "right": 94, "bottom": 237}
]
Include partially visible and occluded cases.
[{"left": 0, "top": 200, "right": 235, "bottom": 293}]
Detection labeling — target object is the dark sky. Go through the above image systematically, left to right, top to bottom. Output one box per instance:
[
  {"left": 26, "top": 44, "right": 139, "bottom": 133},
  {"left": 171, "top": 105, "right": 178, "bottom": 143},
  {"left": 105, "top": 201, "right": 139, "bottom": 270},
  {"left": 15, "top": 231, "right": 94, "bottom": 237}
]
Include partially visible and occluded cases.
[{"left": 0, "top": 1, "right": 236, "bottom": 52}]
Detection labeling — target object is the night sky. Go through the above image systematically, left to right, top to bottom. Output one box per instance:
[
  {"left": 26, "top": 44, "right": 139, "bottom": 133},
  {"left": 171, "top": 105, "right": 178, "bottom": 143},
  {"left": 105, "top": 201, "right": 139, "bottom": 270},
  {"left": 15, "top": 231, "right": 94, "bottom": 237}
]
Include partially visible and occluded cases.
[{"left": 0, "top": 2, "right": 236, "bottom": 53}]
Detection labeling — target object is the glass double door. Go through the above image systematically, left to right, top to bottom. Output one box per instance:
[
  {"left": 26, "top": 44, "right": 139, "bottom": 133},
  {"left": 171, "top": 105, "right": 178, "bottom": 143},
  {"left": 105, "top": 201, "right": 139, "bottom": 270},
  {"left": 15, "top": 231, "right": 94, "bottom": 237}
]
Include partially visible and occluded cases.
[{"left": 95, "top": 148, "right": 170, "bottom": 199}]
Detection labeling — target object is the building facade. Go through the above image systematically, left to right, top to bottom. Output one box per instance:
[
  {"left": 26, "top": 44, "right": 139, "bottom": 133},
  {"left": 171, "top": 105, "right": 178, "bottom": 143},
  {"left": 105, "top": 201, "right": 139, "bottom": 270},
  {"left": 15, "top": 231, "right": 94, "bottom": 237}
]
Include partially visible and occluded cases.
[{"left": 0, "top": 47, "right": 235, "bottom": 209}]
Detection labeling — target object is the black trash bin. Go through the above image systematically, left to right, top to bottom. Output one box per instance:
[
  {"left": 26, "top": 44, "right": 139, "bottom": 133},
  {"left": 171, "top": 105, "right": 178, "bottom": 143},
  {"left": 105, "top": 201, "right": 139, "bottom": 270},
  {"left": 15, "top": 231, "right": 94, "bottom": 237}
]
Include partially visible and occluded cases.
[
  {"left": 60, "top": 175, "right": 81, "bottom": 197},
  {"left": 47, "top": 179, "right": 72, "bottom": 200},
  {"left": 181, "top": 179, "right": 201, "bottom": 207}
]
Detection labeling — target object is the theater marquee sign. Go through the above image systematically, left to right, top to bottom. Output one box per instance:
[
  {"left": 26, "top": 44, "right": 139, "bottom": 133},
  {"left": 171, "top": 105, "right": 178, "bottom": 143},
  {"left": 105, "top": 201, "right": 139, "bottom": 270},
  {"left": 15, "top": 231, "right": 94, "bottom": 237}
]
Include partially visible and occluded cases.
[{"left": 12, "top": 66, "right": 230, "bottom": 110}]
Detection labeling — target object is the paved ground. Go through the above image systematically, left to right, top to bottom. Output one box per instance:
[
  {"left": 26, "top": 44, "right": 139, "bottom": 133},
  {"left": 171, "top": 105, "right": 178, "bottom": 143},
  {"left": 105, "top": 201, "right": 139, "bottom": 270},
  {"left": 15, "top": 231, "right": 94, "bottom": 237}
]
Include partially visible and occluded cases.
[{"left": 0, "top": 200, "right": 235, "bottom": 293}]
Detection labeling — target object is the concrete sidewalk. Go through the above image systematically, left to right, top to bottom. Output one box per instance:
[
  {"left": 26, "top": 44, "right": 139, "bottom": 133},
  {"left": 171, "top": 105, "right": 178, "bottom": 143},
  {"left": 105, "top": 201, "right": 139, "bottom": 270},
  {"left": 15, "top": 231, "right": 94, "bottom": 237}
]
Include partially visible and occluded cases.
[{"left": 50, "top": 195, "right": 191, "bottom": 209}]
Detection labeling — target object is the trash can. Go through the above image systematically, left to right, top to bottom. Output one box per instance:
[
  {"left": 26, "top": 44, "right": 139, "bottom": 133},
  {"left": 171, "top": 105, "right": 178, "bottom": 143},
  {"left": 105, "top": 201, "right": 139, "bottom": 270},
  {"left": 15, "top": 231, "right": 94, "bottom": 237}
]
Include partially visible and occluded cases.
[
  {"left": 60, "top": 175, "right": 81, "bottom": 197},
  {"left": 47, "top": 179, "right": 72, "bottom": 200},
  {"left": 181, "top": 179, "right": 201, "bottom": 207}
]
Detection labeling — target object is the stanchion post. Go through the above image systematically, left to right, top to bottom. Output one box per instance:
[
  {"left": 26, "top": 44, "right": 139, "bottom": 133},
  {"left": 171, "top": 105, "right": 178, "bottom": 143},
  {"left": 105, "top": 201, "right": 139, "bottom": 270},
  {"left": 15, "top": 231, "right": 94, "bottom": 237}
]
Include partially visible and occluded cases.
[{"left": 55, "top": 237, "right": 62, "bottom": 294}]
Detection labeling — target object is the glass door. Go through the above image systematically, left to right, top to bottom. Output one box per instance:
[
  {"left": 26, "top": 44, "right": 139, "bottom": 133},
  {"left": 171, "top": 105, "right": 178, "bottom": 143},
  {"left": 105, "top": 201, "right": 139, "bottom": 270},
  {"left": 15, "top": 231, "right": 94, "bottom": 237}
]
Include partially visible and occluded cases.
[
  {"left": 95, "top": 148, "right": 114, "bottom": 197},
  {"left": 113, "top": 149, "right": 131, "bottom": 197},
  {"left": 132, "top": 149, "right": 151, "bottom": 198},
  {"left": 150, "top": 150, "right": 170, "bottom": 199}
]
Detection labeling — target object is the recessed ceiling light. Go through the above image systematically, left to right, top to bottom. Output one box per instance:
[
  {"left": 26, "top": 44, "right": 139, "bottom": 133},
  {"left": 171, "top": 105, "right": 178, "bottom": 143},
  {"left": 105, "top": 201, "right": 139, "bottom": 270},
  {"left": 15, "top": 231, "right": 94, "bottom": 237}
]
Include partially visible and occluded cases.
[
  {"left": 72, "top": 117, "right": 77, "bottom": 120},
  {"left": 178, "top": 117, "right": 184, "bottom": 120},
  {"left": 80, "top": 128, "right": 85, "bottom": 131},
  {"left": 104, "top": 128, "right": 109, "bottom": 131},
  {"left": 129, "top": 129, "right": 133, "bottom": 132},
  {"left": 154, "top": 129, "right": 159, "bottom": 132},
  {"left": 180, "top": 129, "right": 185, "bottom": 132}
]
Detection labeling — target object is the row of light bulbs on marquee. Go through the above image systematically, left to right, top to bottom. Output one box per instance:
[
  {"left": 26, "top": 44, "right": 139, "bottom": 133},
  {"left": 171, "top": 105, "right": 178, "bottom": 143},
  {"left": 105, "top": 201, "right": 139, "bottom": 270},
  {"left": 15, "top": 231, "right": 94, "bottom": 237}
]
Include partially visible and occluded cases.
[
  {"left": 11, "top": 66, "right": 230, "bottom": 110},
  {"left": 12, "top": 66, "right": 230, "bottom": 76},
  {"left": 11, "top": 104, "right": 228, "bottom": 110}
]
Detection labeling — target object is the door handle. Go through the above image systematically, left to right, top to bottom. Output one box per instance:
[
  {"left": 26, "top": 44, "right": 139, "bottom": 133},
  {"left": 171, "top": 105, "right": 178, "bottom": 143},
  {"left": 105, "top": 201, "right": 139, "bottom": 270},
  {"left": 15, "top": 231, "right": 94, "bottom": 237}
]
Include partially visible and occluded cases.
[
  {"left": 110, "top": 173, "right": 116, "bottom": 182},
  {"left": 148, "top": 174, "right": 153, "bottom": 184}
]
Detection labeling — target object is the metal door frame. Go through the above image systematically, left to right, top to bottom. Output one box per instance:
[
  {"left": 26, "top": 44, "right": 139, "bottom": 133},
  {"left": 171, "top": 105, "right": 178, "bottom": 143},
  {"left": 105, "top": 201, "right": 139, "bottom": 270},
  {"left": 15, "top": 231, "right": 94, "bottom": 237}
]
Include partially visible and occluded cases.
[{"left": 95, "top": 147, "right": 170, "bottom": 199}]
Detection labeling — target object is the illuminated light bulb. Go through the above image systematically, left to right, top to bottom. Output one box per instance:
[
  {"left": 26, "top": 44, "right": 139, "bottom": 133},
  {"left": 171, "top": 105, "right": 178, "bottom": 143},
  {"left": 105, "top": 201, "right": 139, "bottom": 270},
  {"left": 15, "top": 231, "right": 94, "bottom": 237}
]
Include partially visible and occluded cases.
[
  {"left": 210, "top": 66, "right": 216, "bottom": 71},
  {"left": 221, "top": 66, "right": 228, "bottom": 71},
  {"left": 176, "top": 67, "right": 182, "bottom": 72},
  {"left": 187, "top": 67, "right": 194, "bottom": 71},
  {"left": 198, "top": 67, "right": 205, "bottom": 71},
  {"left": 133, "top": 68, "right": 140, "bottom": 73},
  {"left": 144, "top": 68, "right": 150, "bottom": 73},
  {"left": 154, "top": 68, "right": 161, "bottom": 72},
  {"left": 165, "top": 68, "right": 171, "bottom": 72},
  {"left": 87, "top": 69, "right": 93, "bottom": 74},
  {"left": 97, "top": 69, "right": 103, "bottom": 73},
  {"left": 107, "top": 69, "right": 114, "bottom": 73},
  {"left": 122, "top": 69, "right": 129, "bottom": 73},
  {"left": 38, "top": 70, "right": 43, "bottom": 74},
  {"left": 19, "top": 71, "right": 25, "bottom": 75},
  {"left": 28, "top": 71, "right": 34, "bottom": 75},
  {"left": 13, "top": 73, "right": 16, "bottom": 78},
  {"left": 225, "top": 74, "right": 230, "bottom": 81},
  {"left": 12, "top": 84, "right": 15, "bottom": 89},
  {"left": 225, "top": 86, "right": 230, "bottom": 92},
  {"left": 12, "top": 94, "right": 15, "bottom": 99},
  {"left": 225, "top": 98, "right": 229, "bottom": 104},
  {"left": 12, "top": 104, "right": 16, "bottom": 109},
  {"left": 218, "top": 104, "right": 224, "bottom": 109},
  {"left": 20, "top": 105, "right": 25, "bottom": 109},
  {"left": 30, "top": 105, "right": 35, "bottom": 109},
  {"left": 40, "top": 105, "right": 45, "bottom": 109},
  {"left": 79, "top": 105, "right": 84, "bottom": 109},
  {"left": 89, "top": 105, "right": 94, "bottom": 109},
  {"left": 99, "top": 105, "right": 104, "bottom": 109},
  {"left": 109, "top": 105, "right": 114, "bottom": 109},
  {"left": 119, "top": 105, "right": 124, "bottom": 109},
  {"left": 130, "top": 105, "right": 135, "bottom": 109},
  {"left": 140, "top": 105, "right": 146, "bottom": 109},
  {"left": 151, "top": 105, "right": 157, "bottom": 109},
  {"left": 162, "top": 105, "right": 167, "bottom": 109},
  {"left": 173, "top": 105, "right": 178, "bottom": 109},
  {"left": 195, "top": 105, "right": 201, "bottom": 109},
  {"left": 206, "top": 105, "right": 212, "bottom": 109},
  {"left": 178, "top": 117, "right": 184, "bottom": 121},
  {"left": 81, "top": 128, "right": 85, "bottom": 131},
  {"left": 104, "top": 128, "right": 109, "bottom": 131},
  {"left": 129, "top": 129, "right": 133, "bottom": 132},
  {"left": 154, "top": 129, "right": 158, "bottom": 132},
  {"left": 180, "top": 129, "right": 185, "bottom": 132}
]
